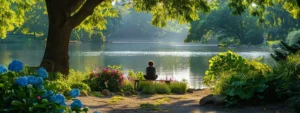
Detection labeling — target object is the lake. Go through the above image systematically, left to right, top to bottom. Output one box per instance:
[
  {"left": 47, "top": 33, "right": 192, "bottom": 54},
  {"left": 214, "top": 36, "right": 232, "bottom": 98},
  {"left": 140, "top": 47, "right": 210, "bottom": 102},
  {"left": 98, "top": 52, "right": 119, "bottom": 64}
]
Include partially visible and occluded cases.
[{"left": 0, "top": 42, "right": 274, "bottom": 89}]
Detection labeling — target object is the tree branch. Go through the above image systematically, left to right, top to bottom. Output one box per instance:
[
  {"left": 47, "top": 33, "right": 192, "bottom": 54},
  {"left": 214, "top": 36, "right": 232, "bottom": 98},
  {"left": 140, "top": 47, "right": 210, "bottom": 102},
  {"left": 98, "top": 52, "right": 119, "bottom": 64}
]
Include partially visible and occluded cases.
[
  {"left": 64, "top": 0, "right": 85, "bottom": 17},
  {"left": 68, "top": 0, "right": 105, "bottom": 28}
]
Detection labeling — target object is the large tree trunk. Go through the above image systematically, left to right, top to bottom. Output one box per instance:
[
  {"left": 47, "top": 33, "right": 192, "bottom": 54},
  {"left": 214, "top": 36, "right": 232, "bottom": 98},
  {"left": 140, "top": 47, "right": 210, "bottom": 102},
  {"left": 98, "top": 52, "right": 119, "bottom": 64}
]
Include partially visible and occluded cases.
[
  {"left": 40, "top": 0, "right": 72, "bottom": 75},
  {"left": 41, "top": 0, "right": 104, "bottom": 75},
  {"left": 40, "top": 24, "right": 72, "bottom": 75}
]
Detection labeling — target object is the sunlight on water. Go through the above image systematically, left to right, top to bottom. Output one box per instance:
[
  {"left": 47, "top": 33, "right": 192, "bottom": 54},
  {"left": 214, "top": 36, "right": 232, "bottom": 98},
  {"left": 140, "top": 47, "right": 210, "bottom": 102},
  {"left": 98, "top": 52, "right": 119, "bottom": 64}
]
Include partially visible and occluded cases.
[{"left": 72, "top": 51, "right": 271, "bottom": 58}]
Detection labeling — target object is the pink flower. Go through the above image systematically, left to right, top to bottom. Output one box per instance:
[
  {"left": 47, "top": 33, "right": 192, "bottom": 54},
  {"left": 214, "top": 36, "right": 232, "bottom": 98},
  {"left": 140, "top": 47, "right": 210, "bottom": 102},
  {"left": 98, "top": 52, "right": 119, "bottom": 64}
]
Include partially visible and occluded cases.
[
  {"left": 112, "top": 70, "right": 118, "bottom": 74},
  {"left": 89, "top": 73, "right": 95, "bottom": 79},
  {"left": 96, "top": 73, "right": 100, "bottom": 77},
  {"left": 37, "top": 96, "right": 41, "bottom": 100}
]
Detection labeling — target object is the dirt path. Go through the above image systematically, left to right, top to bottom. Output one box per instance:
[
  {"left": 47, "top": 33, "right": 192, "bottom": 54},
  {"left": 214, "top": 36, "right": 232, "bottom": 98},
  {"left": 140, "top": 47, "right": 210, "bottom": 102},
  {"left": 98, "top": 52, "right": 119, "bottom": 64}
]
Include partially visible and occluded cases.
[{"left": 68, "top": 89, "right": 291, "bottom": 113}]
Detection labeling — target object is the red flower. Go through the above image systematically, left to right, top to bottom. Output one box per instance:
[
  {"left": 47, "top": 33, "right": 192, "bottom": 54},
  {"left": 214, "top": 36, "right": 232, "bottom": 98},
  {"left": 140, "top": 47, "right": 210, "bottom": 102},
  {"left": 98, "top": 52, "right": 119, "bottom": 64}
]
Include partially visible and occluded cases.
[{"left": 37, "top": 96, "right": 41, "bottom": 100}]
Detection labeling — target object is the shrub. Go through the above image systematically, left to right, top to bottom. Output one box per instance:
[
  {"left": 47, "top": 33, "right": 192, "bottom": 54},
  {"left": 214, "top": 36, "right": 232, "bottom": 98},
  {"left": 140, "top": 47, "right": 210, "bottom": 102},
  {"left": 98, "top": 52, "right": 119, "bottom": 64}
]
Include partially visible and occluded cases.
[
  {"left": 286, "top": 30, "right": 300, "bottom": 46},
  {"left": 203, "top": 51, "right": 273, "bottom": 106},
  {"left": 204, "top": 51, "right": 272, "bottom": 86},
  {"left": 0, "top": 60, "right": 94, "bottom": 113},
  {"left": 87, "top": 66, "right": 125, "bottom": 92},
  {"left": 128, "top": 69, "right": 145, "bottom": 80},
  {"left": 44, "top": 80, "right": 71, "bottom": 95},
  {"left": 121, "top": 80, "right": 134, "bottom": 93},
  {"left": 138, "top": 81, "right": 186, "bottom": 94},
  {"left": 70, "top": 82, "right": 91, "bottom": 96},
  {"left": 169, "top": 82, "right": 187, "bottom": 94},
  {"left": 142, "top": 83, "right": 156, "bottom": 94},
  {"left": 155, "top": 83, "right": 171, "bottom": 94}
]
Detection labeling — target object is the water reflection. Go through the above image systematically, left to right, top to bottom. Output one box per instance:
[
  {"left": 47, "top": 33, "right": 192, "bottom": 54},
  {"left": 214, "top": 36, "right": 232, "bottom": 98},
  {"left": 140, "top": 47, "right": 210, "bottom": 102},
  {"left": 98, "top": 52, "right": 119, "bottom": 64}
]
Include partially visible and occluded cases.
[{"left": 0, "top": 42, "right": 274, "bottom": 89}]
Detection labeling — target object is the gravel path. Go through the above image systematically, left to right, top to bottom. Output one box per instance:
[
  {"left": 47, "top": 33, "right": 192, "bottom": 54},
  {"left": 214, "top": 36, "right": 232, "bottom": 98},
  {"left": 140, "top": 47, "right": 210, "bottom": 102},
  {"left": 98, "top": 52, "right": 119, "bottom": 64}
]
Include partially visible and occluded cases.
[{"left": 68, "top": 89, "right": 291, "bottom": 113}]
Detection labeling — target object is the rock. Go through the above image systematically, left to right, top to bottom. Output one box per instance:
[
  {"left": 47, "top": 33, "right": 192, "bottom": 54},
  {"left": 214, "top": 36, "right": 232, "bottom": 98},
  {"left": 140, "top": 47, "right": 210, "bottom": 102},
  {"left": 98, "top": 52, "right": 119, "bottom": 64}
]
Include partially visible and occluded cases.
[
  {"left": 187, "top": 88, "right": 194, "bottom": 93},
  {"left": 101, "top": 89, "right": 111, "bottom": 96},
  {"left": 124, "top": 91, "right": 132, "bottom": 97},
  {"left": 116, "top": 92, "right": 124, "bottom": 96},
  {"left": 199, "top": 94, "right": 224, "bottom": 106}
]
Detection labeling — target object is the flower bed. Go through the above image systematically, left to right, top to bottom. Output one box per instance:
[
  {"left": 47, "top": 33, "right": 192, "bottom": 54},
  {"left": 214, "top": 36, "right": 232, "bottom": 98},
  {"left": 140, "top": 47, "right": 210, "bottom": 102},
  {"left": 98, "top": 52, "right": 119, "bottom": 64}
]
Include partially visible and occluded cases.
[{"left": 0, "top": 60, "right": 99, "bottom": 113}]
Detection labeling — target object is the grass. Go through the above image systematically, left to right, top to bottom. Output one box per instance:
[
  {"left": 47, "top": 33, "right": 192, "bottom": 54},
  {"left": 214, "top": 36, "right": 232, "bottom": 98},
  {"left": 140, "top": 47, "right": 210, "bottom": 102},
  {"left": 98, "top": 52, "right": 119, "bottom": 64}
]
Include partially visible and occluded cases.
[
  {"left": 139, "top": 81, "right": 187, "bottom": 94},
  {"left": 169, "top": 82, "right": 187, "bottom": 94},
  {"left": 90, "top": 91, "right": 104, "bottom": 97},
  {"left": 107, "top": 96, "right": 124, "bottom": 104},
  {"left": 140, "top": 97, "right": 171, "bottom": 111},
  {"left": 154, "top": 97, "right": 171, "bottom": 104},
  {"left": 140, "top": 103, "right": 160, "bottom": 110}
]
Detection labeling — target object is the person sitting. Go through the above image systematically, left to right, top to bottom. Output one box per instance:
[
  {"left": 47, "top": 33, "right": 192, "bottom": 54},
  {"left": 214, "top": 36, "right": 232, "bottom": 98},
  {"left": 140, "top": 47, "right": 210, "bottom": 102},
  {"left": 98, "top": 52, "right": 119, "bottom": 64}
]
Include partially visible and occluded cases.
[{"left": 144, "top": 60, "right": 158, "bottom": 80}]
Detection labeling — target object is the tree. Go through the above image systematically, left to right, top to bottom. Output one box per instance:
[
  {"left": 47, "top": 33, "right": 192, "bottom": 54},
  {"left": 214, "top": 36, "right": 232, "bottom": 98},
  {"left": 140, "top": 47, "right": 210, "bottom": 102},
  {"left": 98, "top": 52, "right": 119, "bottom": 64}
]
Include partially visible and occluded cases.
[{"left": 185, "top": 1, "right": 264, "bottom": 45}]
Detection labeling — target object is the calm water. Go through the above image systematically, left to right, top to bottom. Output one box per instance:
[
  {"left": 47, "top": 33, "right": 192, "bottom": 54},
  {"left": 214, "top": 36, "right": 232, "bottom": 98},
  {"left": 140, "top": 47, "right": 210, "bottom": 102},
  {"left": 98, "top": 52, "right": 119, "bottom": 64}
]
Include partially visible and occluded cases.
[{"left": 0, "top": 42, "right": 274, "bottom": 88}]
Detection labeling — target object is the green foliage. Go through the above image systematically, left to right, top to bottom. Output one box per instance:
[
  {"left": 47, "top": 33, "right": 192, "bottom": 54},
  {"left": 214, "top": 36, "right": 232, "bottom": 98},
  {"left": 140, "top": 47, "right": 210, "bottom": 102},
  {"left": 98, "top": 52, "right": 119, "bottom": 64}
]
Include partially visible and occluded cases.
[
  {"left": 133, "top": 0, "right": 214, "bottom": 27},
  {"left": 185, "top": 1, "right": 264, "bottom": 45},
  {"left": 286, "top": 30, "right": 300, "bottom": 46},
  {"left": 267, "top": 40, "right": 281, "bottom": 48},
  {"left": 203, "top": 51, "right": 273, "bottom": 106},
  {"left": 204, "top": 51, "right": 272, "bottom": 86},
  {"left": 0, "top": 60, "right": 91, "bottom": 113},
  {"left": 87, "top": 66, "right": 125, "bottom": 92},
  {"left": 128, "top": 69, "right": 145, "bottom": 80},
  {"left": 44, "top": 80, "right": 71, "bottom": 95},
  {"left": 121, "top": 80, "right": 134, "bottom": 93},
  {"left": 139, "top": 81, "right": 186, "bottom": 94},
  {"left": 70, "top": 82, "right": 91, "bottom": 96},
  {"left": 169, "top": 82, "right": 187, "bottom": 94},
  {"left": 142, "top": 83, "right": 157, "bottom": 94},
  {"left": 155, "top": 83, "right": 171, "bottom": 94},
  {"left": 90, "top": 91, "right": 104, "bottom": 97},
  {"left": 107, "top": 96, "right": 124, "bottom": 104},
  {"left": 140, "top": 103, "right": 160, "bottom": 111}
]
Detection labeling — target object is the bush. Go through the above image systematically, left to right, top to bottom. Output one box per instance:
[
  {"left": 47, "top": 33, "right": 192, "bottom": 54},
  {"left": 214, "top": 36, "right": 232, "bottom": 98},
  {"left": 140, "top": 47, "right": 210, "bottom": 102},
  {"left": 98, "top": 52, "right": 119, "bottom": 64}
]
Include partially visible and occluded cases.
[
  {"left": 286, "top": 30, "right": 300, "bottom": 46},
  {"left": 203, "top": 51, "right": 273, "bottom": 106},
  {"left": 204, "top": 51, "right": 272, "bottom": 86},
  {"left": 0, "top": 60, "right": 95, "bottom": 113},
  {"left": 87, "top": 66, "right": 125, "bottom": 92},
  {"left": 128, "top": 69, "right": 145, "bottom": 80},
  {"left": 44, "top": 80, "right": 71, "bottom": 95},
  {"left": 121, "top": 80, "right": 134, "bottom": 93},
  {"left": 138, "top": 81, "right": 186, "bottom": 94},
  {"left": 70, "top": 82, "right": 91, "bottom": 96},
  {"left": 169, "top": 82, "right": 187, "bottom": 94},
  {"left": 142, "top": 83, "right": 156, "bottom": 94},
  {"left": 155, "top": 83, "right": 171, "bottom": 94}
]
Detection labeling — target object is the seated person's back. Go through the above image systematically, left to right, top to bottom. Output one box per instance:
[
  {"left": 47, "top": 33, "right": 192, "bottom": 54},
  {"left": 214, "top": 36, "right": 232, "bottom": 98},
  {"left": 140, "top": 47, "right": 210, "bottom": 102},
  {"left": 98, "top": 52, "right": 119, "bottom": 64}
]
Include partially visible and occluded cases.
[{"left": 144, "top": 60, "right": 158, "bottom": 80}]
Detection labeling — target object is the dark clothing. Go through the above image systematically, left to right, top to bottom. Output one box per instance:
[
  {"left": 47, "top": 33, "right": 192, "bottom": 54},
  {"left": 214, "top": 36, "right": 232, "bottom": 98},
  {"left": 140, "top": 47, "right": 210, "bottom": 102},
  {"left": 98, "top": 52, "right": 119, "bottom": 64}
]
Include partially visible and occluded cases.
[
  {"left": 144, "top": 67, "right": 157, "bottom": 80},
  {"left": 144, "top": 75, "right": 158, "bottom": 80}
]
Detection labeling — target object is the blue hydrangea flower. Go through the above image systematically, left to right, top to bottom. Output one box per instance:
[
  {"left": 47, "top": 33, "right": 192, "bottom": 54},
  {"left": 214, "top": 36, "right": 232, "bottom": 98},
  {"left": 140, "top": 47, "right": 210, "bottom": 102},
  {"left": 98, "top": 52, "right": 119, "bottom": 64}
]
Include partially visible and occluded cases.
[
  {"left": 8, "top": 60, "right": 24, "bottom": 72},
  {"left": 0, "top": 65, "right": 8, "bottom": 74},
  {"left": 37, "top": 67, "right": 48, "bottom": 79},
  {"left": 27, "top": 76, "right": 37, "bottom": 85},
  {"left": 16, "top": 77, "right": 28, "bottom": 87},
  {"left": 36, "top": 77, "right": 43, "bottom": 85},
  {"left": 38, "top": 85, "right": 44, "bottom": 90},
  {"left": 69, "top": 89, "right": 80, "bottom": 98},
  {"left": 42, "top": 90, "right": 54, "bottom": 98},
  {"left": 50, "top": 94, "right": 66, "bottom": 106},
  {"left": 70, "top": 99, "right": 83, "bottom": 108},
  {"left": 93, "top": 111, "right": 101, "bottom": 113}
]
